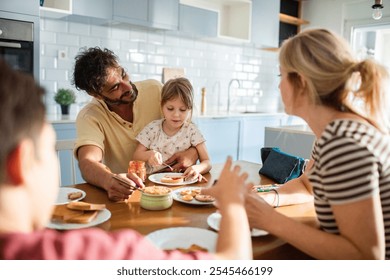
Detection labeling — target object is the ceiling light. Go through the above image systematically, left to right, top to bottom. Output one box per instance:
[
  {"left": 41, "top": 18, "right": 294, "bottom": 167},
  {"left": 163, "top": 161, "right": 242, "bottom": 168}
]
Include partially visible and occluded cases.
[{"left": 372, "top": 0, "right": 384, "bottom": 20}]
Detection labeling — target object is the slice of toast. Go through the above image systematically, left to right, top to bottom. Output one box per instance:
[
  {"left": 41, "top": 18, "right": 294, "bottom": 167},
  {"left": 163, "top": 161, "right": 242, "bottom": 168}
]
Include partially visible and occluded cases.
[
  {"left": 67, "top": 201, "right": 106, "bottom": 211},
  {"left": 51, "top": 205, "right": 99, "bottom": 224},
  {"left": 52, "top": 205, "right": 84, "bottom": 222},
  {"left": 65, "top": 210, "right": 98, "bottom": 224}
]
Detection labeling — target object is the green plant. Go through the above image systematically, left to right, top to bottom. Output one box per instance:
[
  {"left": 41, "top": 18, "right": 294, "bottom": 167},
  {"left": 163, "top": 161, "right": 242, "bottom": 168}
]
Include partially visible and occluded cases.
[{"left": 54, "top": 88, "right": 76, "bottom": 106}]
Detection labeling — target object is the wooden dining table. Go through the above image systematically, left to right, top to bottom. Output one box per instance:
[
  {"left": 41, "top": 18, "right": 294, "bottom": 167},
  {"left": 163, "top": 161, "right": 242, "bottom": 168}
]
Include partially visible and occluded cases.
[{"left": 67, "top": 160, "right": 317, "bottom": 259}]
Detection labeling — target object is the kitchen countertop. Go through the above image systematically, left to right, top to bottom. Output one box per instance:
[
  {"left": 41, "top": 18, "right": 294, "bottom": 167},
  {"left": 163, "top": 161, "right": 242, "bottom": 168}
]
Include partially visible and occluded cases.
[
  {"left": 48, "top": 111, "right": 287, "bottom": 124},
  {"left": 195, "top": 111, "right": 286, "bottom": 118},
  {"left": 47, "top": 114, "right": 77, "bottom": 124},
  {"left": 265, "top": 124, "right": 314, "bottom": 135}
]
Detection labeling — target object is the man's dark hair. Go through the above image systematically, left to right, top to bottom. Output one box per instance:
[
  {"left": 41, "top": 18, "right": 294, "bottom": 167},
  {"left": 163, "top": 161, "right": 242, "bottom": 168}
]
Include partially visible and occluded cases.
[
  {"left": 72, "top": 47, "right": 119, "bottom": 96},
  {"left": 0, "top": 59, "right": 45, "bottom": 182}
]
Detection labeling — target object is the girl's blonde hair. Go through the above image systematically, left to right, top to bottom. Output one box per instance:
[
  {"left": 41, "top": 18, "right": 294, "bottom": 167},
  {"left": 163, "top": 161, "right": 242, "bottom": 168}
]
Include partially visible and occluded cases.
[
  {"left": 279, "top": 28, "right": 389, "bottom": 131},
  {"left": 161, "top": 77, "right": 194, "bottom": 120}
]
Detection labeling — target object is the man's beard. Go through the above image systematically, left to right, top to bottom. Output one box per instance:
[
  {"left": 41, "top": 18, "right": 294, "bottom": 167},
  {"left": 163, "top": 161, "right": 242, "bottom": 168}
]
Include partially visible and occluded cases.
[{"left": 101, "top": 82, "right": 138, "bottom": 106}]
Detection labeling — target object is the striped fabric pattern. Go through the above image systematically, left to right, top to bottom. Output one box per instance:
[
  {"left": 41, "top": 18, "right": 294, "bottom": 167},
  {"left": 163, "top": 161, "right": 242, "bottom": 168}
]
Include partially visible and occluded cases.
[{"left": 308, "top": 119, "right": 390, "bottom": 259}]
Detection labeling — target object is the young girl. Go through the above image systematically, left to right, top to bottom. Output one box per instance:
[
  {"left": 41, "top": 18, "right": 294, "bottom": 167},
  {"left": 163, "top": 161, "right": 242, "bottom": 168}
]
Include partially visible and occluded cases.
[{"left": 133, "top": 77, "right": 211, "bottom": 182}]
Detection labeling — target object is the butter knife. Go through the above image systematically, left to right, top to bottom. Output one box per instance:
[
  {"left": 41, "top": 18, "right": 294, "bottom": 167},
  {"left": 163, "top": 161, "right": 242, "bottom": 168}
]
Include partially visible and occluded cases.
[{"left": 112, "top": 174, "right": 144, "bottom": 193}]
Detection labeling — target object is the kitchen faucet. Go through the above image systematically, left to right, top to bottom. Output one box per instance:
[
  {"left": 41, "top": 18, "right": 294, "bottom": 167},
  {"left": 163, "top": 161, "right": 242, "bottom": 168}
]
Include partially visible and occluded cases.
[{"left": 227, "top": 79, "right": 241, "bottom": 113}]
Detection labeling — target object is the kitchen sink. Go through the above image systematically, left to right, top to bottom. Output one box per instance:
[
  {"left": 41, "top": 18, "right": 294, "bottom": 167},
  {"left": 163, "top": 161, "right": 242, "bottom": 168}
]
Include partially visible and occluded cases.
[{"left": 239, "top": 111, "right": 267, "bottom": 114}]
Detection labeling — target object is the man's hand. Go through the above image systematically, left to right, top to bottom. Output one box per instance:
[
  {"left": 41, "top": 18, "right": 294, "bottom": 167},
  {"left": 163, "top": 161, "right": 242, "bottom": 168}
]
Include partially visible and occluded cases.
[
  {"left": 164, "top": 147, "right": 198, "bottom": 172},
  {"left": 106, "top": 173, "right": 144, "bottom": 202}
]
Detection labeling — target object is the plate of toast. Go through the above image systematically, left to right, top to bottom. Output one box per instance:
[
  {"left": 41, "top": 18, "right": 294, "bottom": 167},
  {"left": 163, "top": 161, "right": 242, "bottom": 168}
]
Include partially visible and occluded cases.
[
  {"left": 148, "top": 172, "right": 197, "bottom": 186},
  {"left": 55, "top": 187, "right": 86, "bottom": 205},
  {"left": 172, "top": 187, "right": 215, "bottom": 205},
  {"left": 47, "top": 201, "right": 111, "bottom": 230},
  {"left": 146, "top": 227, "right": 217, "bottom": 253}
]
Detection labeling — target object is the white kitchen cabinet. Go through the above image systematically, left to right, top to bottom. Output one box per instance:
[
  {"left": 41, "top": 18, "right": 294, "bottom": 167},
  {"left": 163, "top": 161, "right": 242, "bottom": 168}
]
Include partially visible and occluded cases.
[
  {"left": 113, "top": 0, "right": 179, "bottom": 30},
  {"left": 251, "top": 0, "right": 280, "bottom": 48},
  {"left": 179, "top": 4, "right": 218, "bottom": 37},
  {"left": 239, "top": 115, "right": 284, "bottom": 163},
  {"left": 196, "top": 117, "right": 241, "bottom": 164}
]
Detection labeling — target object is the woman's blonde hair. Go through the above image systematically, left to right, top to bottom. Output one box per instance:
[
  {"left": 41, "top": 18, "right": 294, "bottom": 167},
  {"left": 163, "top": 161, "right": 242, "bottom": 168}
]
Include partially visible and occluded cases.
[{"left": 279, "top": 28, "right": 389, "bottom": 131}]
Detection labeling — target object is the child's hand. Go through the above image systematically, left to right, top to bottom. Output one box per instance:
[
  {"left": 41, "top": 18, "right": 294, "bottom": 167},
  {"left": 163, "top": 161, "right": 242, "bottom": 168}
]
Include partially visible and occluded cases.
[
  {"left": 148, "top": 150, "right": 163, "bottom": 167},
  {"left": 201, "top": 157, "right": 251, "bottom": 206}
]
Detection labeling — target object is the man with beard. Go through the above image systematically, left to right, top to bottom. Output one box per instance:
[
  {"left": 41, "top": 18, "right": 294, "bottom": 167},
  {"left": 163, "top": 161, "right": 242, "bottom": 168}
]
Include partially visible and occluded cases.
[{"left": 73, "top": 47, "right": 198, "bottom": 202}]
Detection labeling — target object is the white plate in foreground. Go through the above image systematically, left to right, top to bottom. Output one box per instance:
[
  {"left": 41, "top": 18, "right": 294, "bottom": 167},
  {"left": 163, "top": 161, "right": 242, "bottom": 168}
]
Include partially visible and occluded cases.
[
  {"left": 148, "top": 172, "right": 197, "bottom": 186},
  {"left": 55, "top": 187, "right": 86, "bottom": 205},
  {"left": 172, "top": 187, "right": 215, "bottom": 206},
  {"left": 46, "top": 209, "right": 111, "bottom": 230},
  {"left": 207, "top": 212, "right": 268, "bottom": 237},
  {"left": 146, "top": 227, "right": 218, "bottom": 253}
]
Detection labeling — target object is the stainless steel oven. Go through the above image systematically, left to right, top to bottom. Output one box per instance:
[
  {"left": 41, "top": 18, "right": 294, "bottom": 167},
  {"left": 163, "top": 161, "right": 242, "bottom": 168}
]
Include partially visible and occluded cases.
[{"left": 0, "top": 17, "right": 33, "bottom": 75}]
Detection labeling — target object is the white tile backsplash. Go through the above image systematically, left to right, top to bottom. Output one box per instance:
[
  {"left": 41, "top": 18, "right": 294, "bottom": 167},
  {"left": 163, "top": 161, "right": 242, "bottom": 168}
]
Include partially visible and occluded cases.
[{"left": 40, "top": 18, "right": 281, "bottom": 115}]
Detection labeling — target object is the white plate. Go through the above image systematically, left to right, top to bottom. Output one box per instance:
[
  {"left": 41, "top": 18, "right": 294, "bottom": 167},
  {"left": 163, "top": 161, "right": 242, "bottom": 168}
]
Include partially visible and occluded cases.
[
  {"left": 148, "top": 172, "right": 197, "bottom": 186},
  {"left": 55, "top": 187, "right": 86, "bottom": 205},
  {"left": 172, "top": 187, "right": 215, "bottom": 206},
  {"left": 46, "top": 208, "right": 111, "bottom": 230},
  {"left": 207, "top": 212, "right": 268, "bottom": 237},
  {"left": 146, "top": 227, "right": 217, "bottom": 253}
]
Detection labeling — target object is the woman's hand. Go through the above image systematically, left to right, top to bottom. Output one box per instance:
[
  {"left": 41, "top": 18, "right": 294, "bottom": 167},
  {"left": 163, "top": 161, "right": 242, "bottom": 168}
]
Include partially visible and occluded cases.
[{"left": 245, "top": 190, "right": 276, "bottom": 231}]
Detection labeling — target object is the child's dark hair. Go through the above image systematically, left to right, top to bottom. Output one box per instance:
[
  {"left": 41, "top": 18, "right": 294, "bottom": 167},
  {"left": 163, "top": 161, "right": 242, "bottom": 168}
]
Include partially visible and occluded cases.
[
  {"left": 0, "top": 59, "right": 45, "bottom": 183},
  {"left": 161, "top": 77, "right": 193, "bottom": 110}
]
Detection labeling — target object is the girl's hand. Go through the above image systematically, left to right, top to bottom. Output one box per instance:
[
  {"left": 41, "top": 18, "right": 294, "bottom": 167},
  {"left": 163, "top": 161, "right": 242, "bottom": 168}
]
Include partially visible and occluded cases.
[{"left": 148, "top": 150, "right": 163, "bottom": 166}]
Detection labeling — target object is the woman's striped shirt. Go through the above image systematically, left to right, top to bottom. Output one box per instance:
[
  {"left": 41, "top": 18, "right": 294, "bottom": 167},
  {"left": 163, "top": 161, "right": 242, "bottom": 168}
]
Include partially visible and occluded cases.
[{"left": 308, "top": 119, "right": 390, "bottom": 259}]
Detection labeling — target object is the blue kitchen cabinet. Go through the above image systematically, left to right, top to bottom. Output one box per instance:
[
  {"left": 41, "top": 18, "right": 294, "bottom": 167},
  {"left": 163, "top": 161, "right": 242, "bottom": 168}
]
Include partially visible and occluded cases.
[
  {"left": 1, "top": 0, "right": 39, "bottom": 16},
  {"left": 67, "top": 0, "right": 113, "bottom": 23},
  {"left": 113, "top": 0, "right": 179, "bottom": 30},
  {"left": 251, "top": 0, "right": 280, "bottom": 48},
  {"left": 179, "top": 4, "right": 218, "bottom": 38},
  {"left": 239, "top": 115, "right": 284, "bottom": 163},
  {"left": 196, "top": 118, "right": 241, "bottom": 164},
  {"left": 52, "top": 122, "right": 84, "bottom": 186}
]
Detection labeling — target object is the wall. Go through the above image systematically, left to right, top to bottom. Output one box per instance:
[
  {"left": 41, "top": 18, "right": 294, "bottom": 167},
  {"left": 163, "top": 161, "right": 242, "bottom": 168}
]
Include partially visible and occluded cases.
[
  {"left": 302, "top": 0, "right": 390, "bottom": 38},
  {"left": 39, "top": 17, "right": 282, "bottom": 118}
]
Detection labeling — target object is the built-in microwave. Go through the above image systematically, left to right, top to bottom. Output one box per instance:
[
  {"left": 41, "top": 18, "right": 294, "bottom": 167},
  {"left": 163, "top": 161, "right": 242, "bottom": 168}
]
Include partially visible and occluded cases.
[{"left": 0, "top": 17, "right": 34, "bottom": 76}]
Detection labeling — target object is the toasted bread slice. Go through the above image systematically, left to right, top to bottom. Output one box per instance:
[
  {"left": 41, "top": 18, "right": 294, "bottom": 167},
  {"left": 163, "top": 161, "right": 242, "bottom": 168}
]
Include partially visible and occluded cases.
[
  {"left": 161, "top": 175, "right": 185, "bottom": 184},
  {"left": 67, "top": 201, "right": 106, "bottom": 211},
  {"left": 51, "top": 205, "right": 99, "bottom": 224},
  {"left": 52, "top": 205, "right": 84, "bottom": 222},
  {"left": 65, "top": 210, "right": 98, "bottom": 224}
]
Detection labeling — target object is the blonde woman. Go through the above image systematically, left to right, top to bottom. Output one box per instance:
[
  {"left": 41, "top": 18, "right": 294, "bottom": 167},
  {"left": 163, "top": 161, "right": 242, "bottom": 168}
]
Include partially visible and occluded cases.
[
  {"left": 245, "top": 29, "right": 390, "bottom": 259},
  {"left": 133, "top": 77, "right": 211, "bottom": 182}
]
